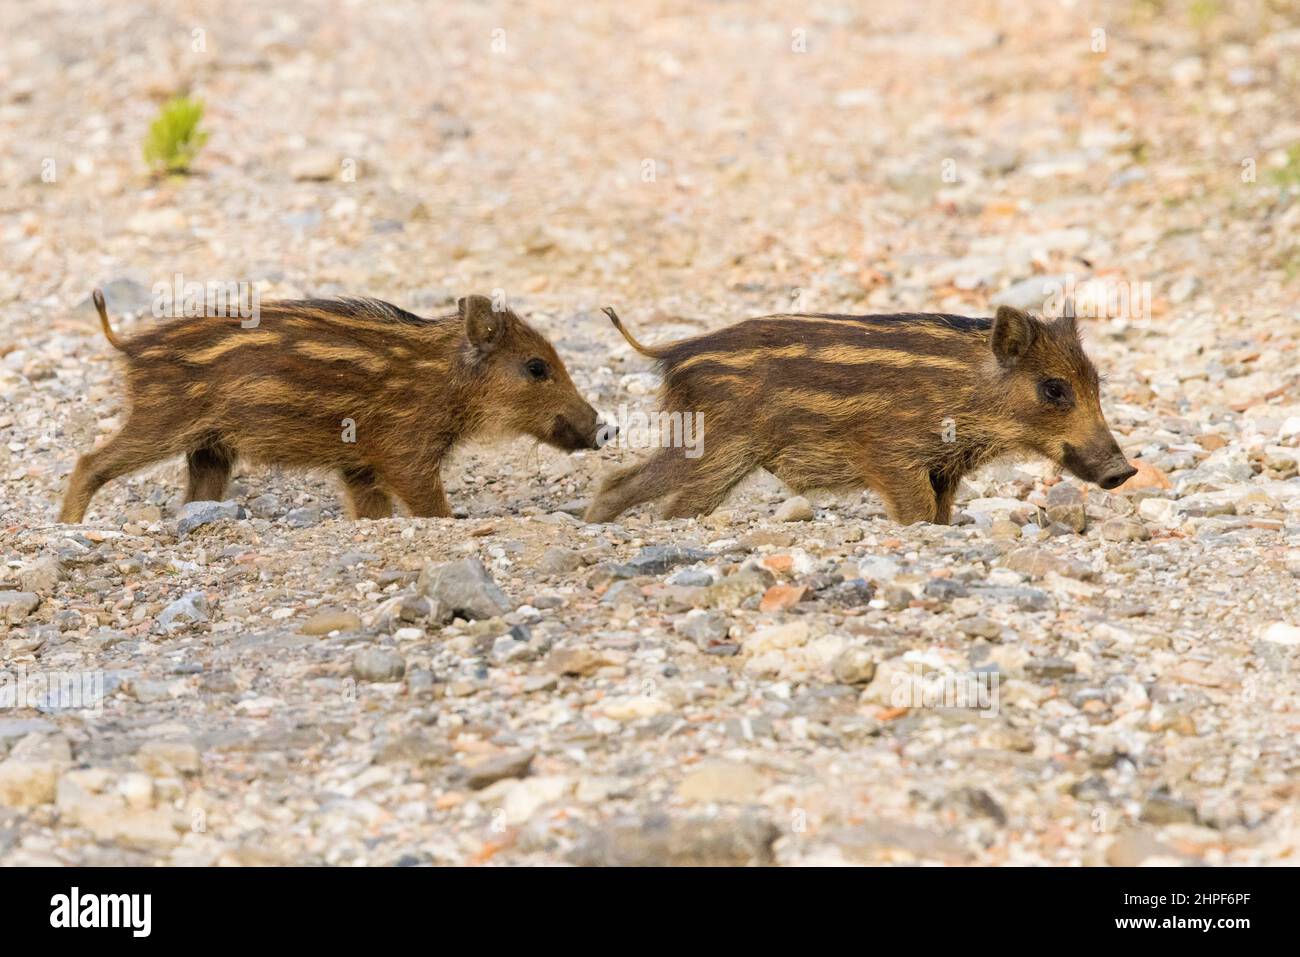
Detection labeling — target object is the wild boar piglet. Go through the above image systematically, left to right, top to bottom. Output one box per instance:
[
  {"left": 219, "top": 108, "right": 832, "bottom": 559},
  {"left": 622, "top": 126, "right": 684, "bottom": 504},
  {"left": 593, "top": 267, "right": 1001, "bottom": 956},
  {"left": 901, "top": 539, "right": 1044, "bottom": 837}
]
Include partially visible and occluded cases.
[
  {"left": 62, "top": 292, "right": 607, "bottom": 522},
  {"left": 585, "top": 304, "right": 1134, "bottom": 525}
]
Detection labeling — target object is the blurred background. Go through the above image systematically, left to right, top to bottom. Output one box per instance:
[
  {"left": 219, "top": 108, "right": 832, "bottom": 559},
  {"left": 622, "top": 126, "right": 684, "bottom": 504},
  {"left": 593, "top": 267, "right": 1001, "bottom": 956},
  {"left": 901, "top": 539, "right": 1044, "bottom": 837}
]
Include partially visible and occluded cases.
[{"left": 3, "top": 0, "right": 1297, "bottom": 324}]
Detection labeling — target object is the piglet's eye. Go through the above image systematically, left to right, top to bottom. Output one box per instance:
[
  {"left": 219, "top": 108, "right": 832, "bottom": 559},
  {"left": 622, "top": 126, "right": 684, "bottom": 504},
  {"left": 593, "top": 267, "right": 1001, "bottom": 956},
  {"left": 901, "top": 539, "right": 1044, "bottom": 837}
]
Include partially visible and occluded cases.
[
  {"left": 525, "top": 358, "right": 549, "bottom": 380},
  {"left": 1039, "top": 378, "right": 1070, "bottom": 404}
]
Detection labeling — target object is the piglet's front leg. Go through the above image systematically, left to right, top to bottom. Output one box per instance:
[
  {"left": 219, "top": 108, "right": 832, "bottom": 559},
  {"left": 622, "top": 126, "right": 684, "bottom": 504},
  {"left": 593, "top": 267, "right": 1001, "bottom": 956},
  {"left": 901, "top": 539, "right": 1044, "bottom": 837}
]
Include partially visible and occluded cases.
[
  {"left": 380, "top": 465, "right": 453, "bottom": 518},
  {"left": 874, "top": 468, "right": 940, "bottom": 525}
]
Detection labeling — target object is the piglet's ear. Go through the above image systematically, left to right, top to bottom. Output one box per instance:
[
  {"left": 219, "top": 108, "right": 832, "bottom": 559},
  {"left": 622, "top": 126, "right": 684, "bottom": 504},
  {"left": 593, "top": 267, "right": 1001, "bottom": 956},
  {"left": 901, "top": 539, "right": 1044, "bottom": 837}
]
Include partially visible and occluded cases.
[
  {"left": 460, "top": 295, "right": 508, "bottom": 355},
  {"left": 991, "top": 305, "right": 1037, "bottom": 368}
]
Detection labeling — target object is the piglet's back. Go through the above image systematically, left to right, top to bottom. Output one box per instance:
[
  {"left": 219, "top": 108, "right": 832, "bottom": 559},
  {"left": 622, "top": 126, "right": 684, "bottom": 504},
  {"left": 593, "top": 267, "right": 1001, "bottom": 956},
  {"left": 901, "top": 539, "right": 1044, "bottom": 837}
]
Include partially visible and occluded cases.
[
  {"left": 119, "top": 300, "right": 458, "bottom": 397},
  {"left": 655, "top": 312, "right": 992, "bottom": 415}
]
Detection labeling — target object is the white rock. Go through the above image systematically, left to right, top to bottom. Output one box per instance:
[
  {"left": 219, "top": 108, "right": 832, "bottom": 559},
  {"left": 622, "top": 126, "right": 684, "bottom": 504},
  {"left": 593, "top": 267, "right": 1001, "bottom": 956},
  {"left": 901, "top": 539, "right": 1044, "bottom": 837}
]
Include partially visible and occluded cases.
[
  {"left": 290, "top": 150, "right": 339, "bottom": 181},
  {"left": 775, "top": 496, "right": 814, "bottom": 522},
  {"left": 1138, "top": 497, "right": 1182, "bottom": 524},
  {"left": 17, "top": 556, "right": 61, "bottom": 594},
  {"left": 857, "top": 556, "right": 901, "bottom": 583},
  {"left": 0, "top": 591, "right": 40, "bottom": 623},
  {"left": 743, "top": 621, "right": 811, "bottom": 654},
  {"left": 1261, "top": 623, "right": 1300, "bottom": 646},
  {"left": 601, "top": 695, "right": 671, "bottom": 721},
  {"left": 0, "top": 760, "right": 61, "bottom": 807},
  {"left": 677, "top": 762, "right": 766, "bottom": 803},
  {"left": 118, "top": 772, "right": 155, "bottom": 810},
  {"left": 502, "top": 775, "right": 572, "bottom": 825}
]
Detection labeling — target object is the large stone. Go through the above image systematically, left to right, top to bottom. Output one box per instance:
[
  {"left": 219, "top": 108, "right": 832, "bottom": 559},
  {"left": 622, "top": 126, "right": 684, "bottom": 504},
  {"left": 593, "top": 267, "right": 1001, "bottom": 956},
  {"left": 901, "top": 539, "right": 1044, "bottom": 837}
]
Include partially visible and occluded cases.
[
  {"left": 290, "top": 150, "right": 340, "bottom": 181},
  {"left": 1118, "top": 460, "right": 1171, "bottom": 491},
  {"left": 1045, "top": 483, "right": 1087, "bottom": 532},
  {"left": 775, "top": 496, "right": 814, "bottom": 522},
  {"left": 1138, "top": 497, "right": 1182, "bottom": 525},
  {"left": 175, "top": 500, "right": 247, "bottom": 536},
  {"left": 284, "top": 506, "right": 321, "bottom": 528},
  {"left": 1099, "top": 518, "right": 1151, "bottom": 542},
  {"left": 611, "top": 545, "right": 713, "bottom": 577},
  {"left": 537, "top": 547, "right": 583, "bottom": 575},
  {"left": 1002, "top": 547, "right": 1091, "bottom": 580},
  {"left": 18, "top": 556, "right": 61, "bottom": 595},
  {"left": 857, "top": 556, "right": 902, "bottom": 583},
  {"left": 419, "top": 559, "right": 511, "bottom": 620},
  {"left": 705, "top": 569, "right": 775, "bottom": 610},
  {"left": 600, "top": 580, "right": 643, "bottom": 606},
  {"left": 759, "top": 583, "right": 807, "bottom": 612},
  {"left": 971, "top": 585, "right": 1054, "bottom": 612},
  {"left": 0, "top": 591, "right": 40, "bottom": 623},
  {"left": 157, "top": 591, "right": 210, "bottom": 630},
  {"left": 300, "top": 610, "right": 363, "bottom": 635},
  {"left": 673, "top": 610, "right": 732, "bottom": 650},
  {"left": 958, "top": 616, "right": 1002, "bottom": 640},
  {"left": 743, "top": 621, "right": 811, "bottom": 655},
  {"left": 1261, "top": 622, "right": 1300, "bottom": 646},
  {"left": 546, "top": 646, "right": 609, "bottom": 677},
  {"left": 831, "top": 648, "right": 877, "bottom": 684},
  {"left": 351, "top": 649, "right": 406, "bottom": 683},
  {"left": 1025, "top": 657, "right": 1076, "bottom": 679},
  {"left": 602, "top": 695, "right": 672, "bottom": 721},
  {"left": 0, "top": 733, "right": 71, "bottom": 808},
  {"left": 372, "top": 733, "right": 453, "bottom": 767},
  {"left": 135, "top": 740, "right": 202, "bottom": 776},
  {"left": 462, "top": 749, "right": 535, "bottom": 790},
  {"left": 0, "top": 759, "right": 60, "bottom": 807},
  {"left": 678, "top": 762, "right": 767, "bottom": 803},
  {"left": 56, "top": 775, "right": 179, "bottom": 850},
  {"left": 500, "top": 775, "right": 573, "bottom": 825},
  {"left": 1140, "top": 792, "right": 1198, "bottom": 826},
  {"left": 568, "top": 813, "right": 779, "bottom": 866}
]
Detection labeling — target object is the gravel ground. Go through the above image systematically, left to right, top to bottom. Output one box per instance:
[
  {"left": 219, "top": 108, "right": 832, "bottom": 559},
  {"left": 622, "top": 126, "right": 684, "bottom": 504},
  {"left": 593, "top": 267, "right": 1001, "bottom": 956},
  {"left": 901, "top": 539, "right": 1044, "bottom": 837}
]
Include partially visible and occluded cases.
[{"left": 1, "top": 0, "right": 1299, "bottom": 865}]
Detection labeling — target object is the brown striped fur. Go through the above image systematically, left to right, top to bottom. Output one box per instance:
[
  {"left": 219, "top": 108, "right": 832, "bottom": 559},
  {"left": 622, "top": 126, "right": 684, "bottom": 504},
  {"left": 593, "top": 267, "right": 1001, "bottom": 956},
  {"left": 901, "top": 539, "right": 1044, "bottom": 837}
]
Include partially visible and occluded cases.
[
  {"left": 61, "top": 293, "right": 604, "bottom": 522},
  {"left": 585, "top": 305, "right": 1134, "bottom": 525}
]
